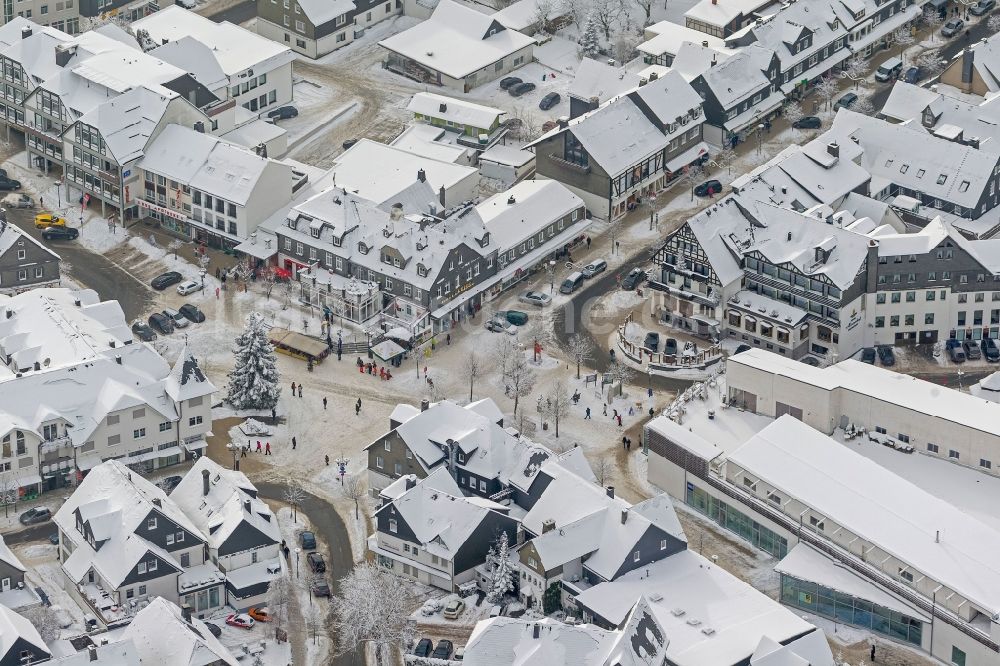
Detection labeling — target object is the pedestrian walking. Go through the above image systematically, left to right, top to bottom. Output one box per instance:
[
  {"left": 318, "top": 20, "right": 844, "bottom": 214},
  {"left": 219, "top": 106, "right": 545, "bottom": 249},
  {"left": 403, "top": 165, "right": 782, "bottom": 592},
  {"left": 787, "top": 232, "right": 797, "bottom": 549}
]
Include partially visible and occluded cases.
[
  {"left": 586, "top": 236, "right": 591, "bottom": 249},
  {"left": 216, "top": 287, "right": 220, "bottom": 299},
  {"left": 446, "top": 333, "right": 451, "bottom": 345},
  {"left": 423, "top": 365, "right": 428, "bottom": 378},
  {"left": 291, "top": 381, "right": 296, "bottom": 394},
  {"left": 298, "top": 385, "right": 302, "bottom": 398},
  {"left": 322, "top": 396, "right": 328, "bottom": 410},
  {"left": 357, "top": 398, "right": 362, "bottom": 411},
  {"left": 355, "top": 403, "right": 361, "bottom": 416},
  {"left": 603, "top": 404, "right": 607, "bottom": 416},
  {"left": 628, "top": 406, "right": 634, "bottom": 416},
  {"left": 585, "top": 407, "right": 591, "bottom": 419},
  {"left": 613, "top": 409, "right": 618, "bottom": 419},
  {"left": 616, "top": 414, "right": 622, "bottom": 427},
  {"left": 292, "top": 436, "right": 297, "bottom": 450},
  {"left": 623, "top": 436, "right": 628, "bottom": 450},
  {"left": 256, "top": 441, "right": 262, "bottom": 453},
  {"left": 265, "top": 442, "right": 272, "bottom": 455},
  {"left": 241, "top": 445, "right": 247, "bottom": 458},
  {"left": 325, "top": 454, "right": 330, "bottom": 466},
  {"left": 870, "top": 644, "right": 876, "bottom": 662}
]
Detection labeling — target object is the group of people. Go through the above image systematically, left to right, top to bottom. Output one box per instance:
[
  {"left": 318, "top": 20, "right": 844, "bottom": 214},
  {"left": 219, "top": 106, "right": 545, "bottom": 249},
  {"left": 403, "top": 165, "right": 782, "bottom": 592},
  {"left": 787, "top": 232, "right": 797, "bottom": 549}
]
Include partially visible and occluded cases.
[
  {"left": 357, "top": 357, "right": 393, "bottom": 380},
  {"left": 290, "top": 381, "right": 304, "bottom": 397},
  {"left": 241, "top": 440, "right": 272, "bottom": 456}
]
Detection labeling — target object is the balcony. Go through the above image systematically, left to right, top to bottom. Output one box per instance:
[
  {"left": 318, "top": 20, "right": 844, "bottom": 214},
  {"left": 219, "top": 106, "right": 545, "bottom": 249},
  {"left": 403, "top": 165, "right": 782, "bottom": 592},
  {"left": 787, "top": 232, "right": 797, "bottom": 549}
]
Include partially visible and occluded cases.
[
  {"left": 206, "top": 98, "right": 235, "bottom": 118},
  {"left": 546, "top": 153, "right": 590, "bottom": 174},
  {"left": 647, "top": 278, "right": 720, "bottom": 307}
]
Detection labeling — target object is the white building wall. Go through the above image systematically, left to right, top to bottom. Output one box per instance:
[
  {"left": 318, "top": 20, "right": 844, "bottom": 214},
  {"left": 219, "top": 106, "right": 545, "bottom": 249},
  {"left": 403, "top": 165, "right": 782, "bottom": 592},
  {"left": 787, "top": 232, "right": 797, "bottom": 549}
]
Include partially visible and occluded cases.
[{"left": 239, "top": 160, "right": 294, "bottom": 237}]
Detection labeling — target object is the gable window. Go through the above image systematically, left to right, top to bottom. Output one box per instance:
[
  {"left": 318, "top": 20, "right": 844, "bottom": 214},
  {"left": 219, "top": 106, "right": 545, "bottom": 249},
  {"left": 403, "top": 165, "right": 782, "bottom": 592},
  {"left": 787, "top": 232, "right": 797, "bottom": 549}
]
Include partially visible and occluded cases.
[
  {"left": 809, "top": 515, "right": 824, "bottom": 531},
  {"left": 147, "top": 517, "right": 157, "bottom": 530},
  {"left": 388, "top": 519, "right": 397, "bottom": 533},
  {"left": 166, "top": 533, "right": 174, "bottom": 545},
  {"left": 660, "top": 539, "right": 667, "bottom": 550},
  {"left": 632, "top": 550, "right": 640, "bottom": 562},
  {"left": 138, "top": 562, "right": 146, "bottom": 574}
]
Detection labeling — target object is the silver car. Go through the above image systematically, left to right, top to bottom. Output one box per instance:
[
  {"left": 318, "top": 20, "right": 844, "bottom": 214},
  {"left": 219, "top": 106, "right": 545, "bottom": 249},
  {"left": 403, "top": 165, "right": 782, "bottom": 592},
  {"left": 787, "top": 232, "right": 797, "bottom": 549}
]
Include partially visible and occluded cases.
[
  {"left": 581, "top": 259, "right": 608, "bottom": 278},
  {"left": 519, "top": 290, "right": 551, "bottom": 306},
  {"left": 163, "top": 307, "right": 190, "bottom": 329}
]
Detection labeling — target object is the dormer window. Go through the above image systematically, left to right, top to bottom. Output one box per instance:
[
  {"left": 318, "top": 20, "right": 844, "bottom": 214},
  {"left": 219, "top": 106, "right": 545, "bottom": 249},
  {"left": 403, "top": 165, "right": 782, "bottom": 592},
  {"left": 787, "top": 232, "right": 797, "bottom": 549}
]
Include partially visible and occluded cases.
[
  {"left": 937, "top": 174, "right": 947, "bottom": 185},
  {"left": 287, "top": 217, "right": 297, "bottom": 230},
  {"left": 311, "top": 227, "right": 320, "bottom": 238},
  {"left": 358, "top": 242, "right": 369, "bottom": 254}
]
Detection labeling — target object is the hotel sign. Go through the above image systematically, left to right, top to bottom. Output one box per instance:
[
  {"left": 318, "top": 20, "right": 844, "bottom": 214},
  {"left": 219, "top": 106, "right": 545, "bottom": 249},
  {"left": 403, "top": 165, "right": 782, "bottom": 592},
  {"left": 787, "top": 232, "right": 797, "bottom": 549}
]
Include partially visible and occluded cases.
[{"left": 137, "top": 198, "right": 187, "bottom": 222}]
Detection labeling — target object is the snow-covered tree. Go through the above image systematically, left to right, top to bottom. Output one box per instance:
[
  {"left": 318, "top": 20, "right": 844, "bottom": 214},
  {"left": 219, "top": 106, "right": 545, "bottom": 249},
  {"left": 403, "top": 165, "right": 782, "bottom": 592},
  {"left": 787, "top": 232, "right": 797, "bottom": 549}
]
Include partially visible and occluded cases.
[
  {"left": 591, "top": 0, "right": 624, "bottom": 40},
  {"left": 636, "top": 0, "right": 655, "bottom": 26},
  {"left": 923, "top": 7, "right": 944, "bottom": 42},
  {"left": 580, "top": 13, "right": 601, "bottom": 57},
  {"left": 989, "top": 13, "right": 1000, "bottom": 33},
  {"left": 893, "top": 26, "right": 914, "bottom": 62},
  {"left": 611, "top": 29, "right": 641, "bottom": 64},
  {"left": 917, "top": 51, "right": 946, "bottom": 79},
  {"left": 842, "top": 55, "right": 868, "bottom": 87},
  {"left": 815, "top": 77, "right": 839, "bottom": 112},
  {"left": 852, "top": 90, "right": 877, "bottom": 117},
  {"left": 783, "top": 101, "right": 805, "bottom": 130},
  {"left": 681, "top": 163, "right": 704, "bottom": 201},
  {"left": 225, "top": 312, "right": 281, "bottom": 410},
  {"left": 567, "top": 334, "right": 594, "bottom": 379},
  {"left": 505, "top": 353, "right": 537, "bottom": 415},
  {"left": 607, "top": 359, "right": 634, "bottom": 397},
  {"left": 544, "top": 378, "right": 572, "bottom": 437},
  {"left": 592, "top": 456, "right": 614, "bottom": 486},
  {"left": 343, "top": 474, "right": 367, "bottom": 520},
  {"left": 283, "top": 483, "right": 305, "bottom": 522},
  {"left": 486, "top": 532, "right": 514, "bottom": 603},
  {"left": 331, "top": 562, "right": 417, "bottom": 666},
  {"left": 264, "top": 576, "right": 293, "bottom": 638},
  {"left": 304, "top": 603, "right": 326, "bottom": 645},
  {"left": 22, "top": 606, "right": 59, "bottom": 644}
]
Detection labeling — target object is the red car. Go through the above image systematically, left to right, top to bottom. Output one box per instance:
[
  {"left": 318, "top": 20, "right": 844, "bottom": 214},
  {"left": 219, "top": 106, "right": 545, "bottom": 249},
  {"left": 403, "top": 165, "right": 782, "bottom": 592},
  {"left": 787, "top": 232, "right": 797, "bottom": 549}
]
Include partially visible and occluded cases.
[{"left": 226, "top": 613, "right": 255, "bottom": 630}]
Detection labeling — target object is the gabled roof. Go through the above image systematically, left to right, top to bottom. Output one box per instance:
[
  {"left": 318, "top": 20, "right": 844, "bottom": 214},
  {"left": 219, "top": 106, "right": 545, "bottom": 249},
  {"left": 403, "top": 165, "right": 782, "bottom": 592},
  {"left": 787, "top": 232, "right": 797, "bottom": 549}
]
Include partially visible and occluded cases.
[
  {"left": 697, "top": 48, "right": 772, "bottom": 108},
  {"left": 567, "top": 58, "right": 641, "bottom": 104},
  {"left": 77, "top": 85, "right": 180, "bottom": 164},
  {"left": 408, "top": 92, "right": 504, "bottom": 129},
  {"left": 0, "top": 218, "right": 59, "bottom": 265},
  {"left": 165, "top": 345, "right": 216, "bottom": 402},
  {"left": 380, "top": 467, "right": 461, "bottom": 501},
  {"left": 376, "top": 485, "right": 499, "bottom": 559},
  {"left": 0, "top": 535, "right": 26, "bottom": 574},
  {"left": 596, "top": 596, "right": 668, "bottom": 666},
  {"left": 122, "top": 597, "right": 239, "bottom": 666},
  {"left": 0, "top": 604, "right": 48, "bottom": 662},
  {"left": 464, "top": 616, "right": 614, "bottom": 666}
]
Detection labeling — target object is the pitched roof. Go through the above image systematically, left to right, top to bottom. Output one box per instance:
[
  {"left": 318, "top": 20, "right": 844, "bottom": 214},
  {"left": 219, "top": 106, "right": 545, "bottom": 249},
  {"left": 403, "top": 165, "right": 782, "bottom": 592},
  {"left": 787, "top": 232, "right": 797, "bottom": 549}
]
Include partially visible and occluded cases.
[
  {"left": 408, "top": 92, "right": 504, "bottom": 129},
  {"left": 165, "top": 345, "right": 217, "bottom": 402},
  {"left": 380, "top": 467, "right": 461, "bottom": 501},
  {"left": 376, "top": 485, "right": 499, "bottom": 559},
  {"left": 0, "top": 535, "right": 25, "bottom": 574},
  {"left": 122, "top": 597, "right": 238, "bottom": 666},
  {"left": 0, "top": 604, "right": 48, "bottom": 661},
  {"left": 464, "top": 616, "right": 615, "bottom": 666}
]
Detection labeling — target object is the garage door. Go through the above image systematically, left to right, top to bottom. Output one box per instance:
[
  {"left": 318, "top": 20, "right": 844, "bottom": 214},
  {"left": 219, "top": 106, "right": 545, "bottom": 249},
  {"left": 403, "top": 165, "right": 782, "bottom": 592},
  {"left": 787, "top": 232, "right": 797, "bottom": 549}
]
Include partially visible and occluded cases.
[{"left": 775, "top": 402, "right": 803, "bottom": 420}]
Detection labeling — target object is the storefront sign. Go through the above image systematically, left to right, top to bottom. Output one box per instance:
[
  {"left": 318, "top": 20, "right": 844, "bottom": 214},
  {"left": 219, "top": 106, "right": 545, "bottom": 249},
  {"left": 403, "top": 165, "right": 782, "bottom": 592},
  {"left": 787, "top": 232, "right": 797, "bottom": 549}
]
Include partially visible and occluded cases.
[{"left": 137, "top": 198, "right": 187, "bottom": 222}]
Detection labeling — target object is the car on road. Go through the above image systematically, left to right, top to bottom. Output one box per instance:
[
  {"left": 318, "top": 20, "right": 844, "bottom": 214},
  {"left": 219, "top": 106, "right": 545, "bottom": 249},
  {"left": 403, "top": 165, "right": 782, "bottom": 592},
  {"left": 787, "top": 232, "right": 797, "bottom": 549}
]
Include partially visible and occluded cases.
[
  {"left": 971, "top": 0, "right": 995, "bottom": 14},
  {"left": 942, "top": 18, "right": 964, "bottom": 37},
  {"left": 903, "top": 66, "right": 921, "bottom": 84},
  {"left": 499, "top": 76, "right": 522, "bottom": 90},
  {"left": 509, "top": 82, "right": 536, "bottom": 97},
  {"left": 539, "top": 92, "right": 561, "bottom": 110},
  {"left": 834, "top": 92, "right": 858, "bottom": 110},
  {"left": 267, "top": 105, "right": 298, "bottom": 120},
  {"left": 792, "top": 116, "right": 821, "bottom": 129},
  {"left": 0, "top": 177, "right": 21, "bottom": 191},
  {"left": 694, "top": 179, "right": 722, "bottom": 197},
  {"left": 2, "top": 194, "right": 33, "bottom": 208},
  {"left": 34, "top": 213, "right": 66, "bottom": 229},
  {"left": 42, "top": 226, "right": 78, "bottom": 240},
  {"left": 581, "top": 259, "right": 608, "bottom": 278},
  {"left": 621, "top": 268, "right": 646, "bottom": 290},
  {"left": 151, "top": 271, "right": 183, "bottom": 290},
  {"left": 560, "top": 271, "right": 585, "bottom": 294},
  {"left": 176, "top": 280, "right": 203, "bottom": 296},
  {"left": 519, "top": 290, "right": 551, "bottom": 306},
  {"left": 179, "top": 303, "right": 206, "bottom": 323},
  {"left": 163, "top": 308, "right": 190, "bottom": 329},
  {"left": 497, "top": 310, "right": 529, "bottom": 326},
  {"left": 148, "top": 312, "right": 175, "bottom": 335},
  {"left": 485, "top": 319, "right": 517, "bottom": 335},
  {"left": 131, "top": 321, "right": 157, "bottom": 342},
  {"left": 643, "top": 331, "right": 660, "bottom": 352},
  {"left": 982, "top": 337, "right": 1000, "bottom": 361},
  {"left": 963, "top": 340, "right": 982, "bottom": 360},
  {"left": 877, "top": 344, "right": 895, "bottom": 366},
  {"left": 861, "top": 347, "right": 876, "bottom": 364},
  {"left": 158, "top": 476, "right": 182, "bottom": 493},
  {"left": 19, "top": 507, "right": 51, "bottom": 525},
  {"left": 299, "top": 530, "right": 317, "bottom": 550},
  {"left": 307, "top": 551, "right": 326, "bottom": 573},
  {"left": 311, "top": 579, "right": 331, "bottom": 597},
  {"left": 442, "top": 599, "right": 465, "bottom": 619},
  {"left": 248, "top": 607, "right": 270, "bottom": 622},
  {"left": 225, "top": 614, "right": 254, "bottom": 630},
  {"left": 204, "top": 623, "right": 222, "bottom": 638},
  {"left": 414, "top": 639, "right": 433, "bottom": 658},
  {"left": 432, "top": 640, "right": 454, "bottom": 660}
]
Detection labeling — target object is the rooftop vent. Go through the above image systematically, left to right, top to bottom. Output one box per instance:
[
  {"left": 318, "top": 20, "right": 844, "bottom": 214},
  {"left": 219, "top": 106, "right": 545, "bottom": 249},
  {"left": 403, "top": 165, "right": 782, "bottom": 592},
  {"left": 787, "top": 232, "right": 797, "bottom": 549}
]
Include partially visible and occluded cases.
[{"left": 439, "top": 103, "right": 447, "bottom": 113}]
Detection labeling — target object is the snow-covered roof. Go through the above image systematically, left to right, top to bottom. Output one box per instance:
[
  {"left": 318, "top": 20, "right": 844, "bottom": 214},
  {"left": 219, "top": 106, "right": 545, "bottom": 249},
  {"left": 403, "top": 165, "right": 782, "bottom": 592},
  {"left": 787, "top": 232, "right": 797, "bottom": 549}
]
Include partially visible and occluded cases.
[
  {"left": 296, "top": 0, "right": 356, "bottom": 28},
  {"left": 378, "top": 0, "right": 534, "bottom": 80},
  {"left": 491, "top": 0, "right": 555, "bottom": 32},
  {"left": 685, "top": 0, "right": 774, "bottom": 26},
  {"left": 748, "top": 1, "right": 847, "bottom": 69},
  {"left": 133, "top": 6, "right": 293, "bottom": 78},
  {"left": 639, "top": 21, "right": 731, "bottom": 58},
  {"left": 0, "top": 24, "right": 72, "bottom": 88},
  {"left": 963, "top": 32, "right": 1000, "bottom": 95},
  {"left": 148, "top": 38, "right": 228, "bottom": 92},
  {"left": 668, "top": 41, "right": 733, "bottom": 81},
  {"left": 697, "top": 47, "right": 772, "bottom": 108},
  {"left": 567, "top": 58, "right": 641, "bottom": 104},
  {"left": 880, "top": 81, "right": 941, "bottom": 123},
  {"left": 76, "top": 85, "right": 179, "bottom": 164},
  {"left": 408, "top": 92, "right": 503, "bottom": 129},
  {"left": 390, "top": 124, "right": 473, "bottom": 165},
  {"left": 138, "top": 125, "right": 282, "bottom": 206},
  {"left": 478, "top": 144, "right": 534, "bottom": 167},
  {"left": 476, "top": 180, "right": 583, "bottom": 249},
  {"left": 0, "top": 218, "right": 59, "bottom": 267},
  {"left": 164, "top": 345, "right": 216, "bottom": 403},
  {"left": 647, "top": 415, "right": 723, "bottom": 460},
  {"left": 728, "top": 415, "right": 1000, "bottom": 616},
  {"left": 380, "top": 467, "right": 461, "bottom": 501},
  {"left": 0, "top": 535, "right": 25, "bottom": 574},
  {"left": 576, "top": 549, "right": 821, "bottom": 666},
  {"left": 122, "top": 597, "right": 238, "bottom": 666},
  {"left": 0, "top": 604, "right": 48, "bottom": 662},
  {"left": 464, "top": 616, "right": 615, "bottom": 666},
  {"left": 48, "top": 639, "right": 138, "bottom": 665}
]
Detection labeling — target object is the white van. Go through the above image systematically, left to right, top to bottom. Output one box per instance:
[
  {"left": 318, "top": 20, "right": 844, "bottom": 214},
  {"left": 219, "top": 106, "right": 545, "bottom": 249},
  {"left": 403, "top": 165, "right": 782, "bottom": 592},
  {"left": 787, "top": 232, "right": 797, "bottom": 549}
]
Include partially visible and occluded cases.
[{"left": 875, "top": 57, "right": 903, "bottom": 82}]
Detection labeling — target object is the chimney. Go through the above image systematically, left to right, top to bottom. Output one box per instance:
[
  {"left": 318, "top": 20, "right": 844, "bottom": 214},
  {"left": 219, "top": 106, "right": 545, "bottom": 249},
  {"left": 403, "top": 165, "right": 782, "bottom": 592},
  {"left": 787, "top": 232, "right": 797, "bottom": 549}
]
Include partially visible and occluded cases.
[
  {"left": 20, "top": 26, "right": 31, "bottom": 39},
  {"left": 702, "top": 40, "right": 709, "bottom": 47},
  {"left": 55, "top": 44, "right": 76, "bottom": 68},
  {"left": 962, "top": 47, "right": 975, "bottom": 85},
  {"left": 649, "top": 71, "right": 658, "bottom": 81},
  {"left": 638, "top": 77, "right": 648, "bottom": 87},
  {"left": 439, "top": 103, "right": 447, "bottom": 113},
  {"left": 557, "top": 115, "right": 569, "bottom": 129},
  {"left": 193, "top": 121, "right": 205, "bottom": 133},
  {"left": 827, "top": 141, "right": 839, "bottom": 158},
  {"left": 417, "top": 168, "right": 426, "bottom": 183},
  {"left": 439, "top": 185, "right": 446, "bottom": 208},
  {"left": 508, "top": 195, "right": 516, "bottom": 205},
  {"left": 390, "top": 203, "right": 403, "bottom": 220},
  {"left": 787, "top": 231, "right": 792, "bottom": 241},
  {"left": 5, "top": 310, "right": 11, "bottom": 319},
  {"left": 115, "top": 355, "right": 122, "bottom": 365},
  {"left": 33, "top": 361, "right": 40, "bottom": 371},
  {"left": 420, "top": 399, "right": 430, "bottom": 412},
  {"left": 202, "top": 469, "right": 210, "bottom": 496},
  {"left": 405, "top": 475, "right": 416, "bottom": 491},
  {"left": 606, "top": 486, "right": 615, "bottom": 499},
  {"left": 152, "top": 498, "right": 161, "bottom": 508},
  {"left": 244, "top": 499, "right": 251, "bottom": 513},
  {"left": 621, "top": 509, "right": 628, "bottom": 524},
  {"left": 542, "top": 519, "right": 556, "bottom": 533},
  {"left": 516, "top": 524, "right": 526, "bottom": 546},
  {"left": 935, "top": 530, "right": 940, "bottom": 543},
  {"left": 181, "top": 604, "right": 192, "bottom": 623},
  {"left": 532, "top": 624, "right": 540, "bottom": 639},
  {"left": 88, "top": 646, "right": 98, "bottom": 662}
]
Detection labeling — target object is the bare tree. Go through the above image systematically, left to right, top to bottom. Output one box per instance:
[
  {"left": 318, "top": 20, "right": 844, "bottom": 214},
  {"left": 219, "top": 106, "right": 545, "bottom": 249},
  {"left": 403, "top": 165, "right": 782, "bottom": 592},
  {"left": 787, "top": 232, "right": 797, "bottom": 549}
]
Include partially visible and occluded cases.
[
  {"left": 530, "top": 0, "right": 554, "bottom": 33},
  {"left": 559, "top": 0, "right": 587, "bottom": 30},
  {"left": 591, "top": 0, "right": 624, "bottom": 39},
  {"left": 635, "top": 0, "right": 655, "bottom": 26},
  {"left": 923, "top": 7, "right": 944, "bottom": 43},
  {"left": 989, "top": 13, "right": 1000, "bottom": 32},
  {"left": 893, "top": 26, "right": 915, "bottom": 62},
  {"left": 611, "top": 28, "right": 641, "bottom": 64},
  {"left": 917, "top": 51, "right": 946, "bottom": 79},
  {"left": 814, "top": 77, "right": 839, "bottom": 113},
  {"left": 783, "top": 101, "right": 805, "bottom": 130},
  {"left": 713, "top": 146, "right": 739, "bottom": 176},
  {"left": 680, "top": 163, "right": 704, "bottom": 201},
  {"left": 168, "top": 239, "right": 183, "bottom": 261},
  {"left": 263, "top": 271, "right": 277, "bottom": 299},
  {"left": 567, "top": 334, "right": 594, "bottom": 379},
  {"left": 493, "top": 336, "right": 518, "bottom": 381},
  {"left": 462, "top": 349, "right": 484, "bottom": 402},
  {"left": 506, "top": 353, "right": 537, "bottom": 415},
  {"left": 607, "top": 359, "right": 635, "bottom": 397},
  {"left": 544, "top": 378, "right": 572, "bottom": 437},
  {"left": 592, "top": 456, "right": 614, "bottom": 486},
  {"left": 0, "top": 474, "right": 17, "bottom": 519},
  {"left": 343, "top": 474, "right": 367, "bottom": 521},
  {"left": 283, "top": 483, "right": 306, "bottom": 523},
  {"left": 331, "top": 562, "right": 417, "bottom": 666},
  {"left": 265, "top": 576, "right": 294, "bottom": 639},
  {"left": 304, "top": 603, "right": 326, "bottom": 645},
  {"left": 22, "top": 606, "right": 59, "bottom": 644}
]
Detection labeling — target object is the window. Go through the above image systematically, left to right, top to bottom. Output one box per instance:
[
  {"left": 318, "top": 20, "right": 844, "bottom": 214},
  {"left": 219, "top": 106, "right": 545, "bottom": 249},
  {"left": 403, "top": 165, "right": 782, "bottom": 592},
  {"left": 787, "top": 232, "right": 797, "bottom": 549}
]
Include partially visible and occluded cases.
[
  {"left": 906, "top": 291, "right": 915, "bottom": 302},
  {"left": 926, "top": 291, "right": 935, "bottom": 301},
  {"left": 876, "top": 293, "right": 886, "bottom": 304},
  {"left": 925, "top": 313, "right": 935, "bottom": 325},
  {"left": 159, "top": 422, "right": 171, "bottom": 432},
  {"left": 133, "top": 428, "right": 146, "bottom": 439},
  {"left": 927, "top": 443, "right": 939, "bottom": 453},
  {"left": 949, "top": 449, "right": 960, "bottom": 459},
  {"left": 375, "top": 456, "right": 383, "bottom": 469},
  {"left": 980, "top": 459, "right": 992, "bottom": 469},
  {"left": 394, "top": 463, "right": 402, "bottom": 476},
  {"left": 742, "top": 477, "right": 757, "bottom": 491},
  {"left": 479, "top": 479, "right": 487, "bottom": 491},
  {"left": 767, "top": 491, "right": 782, "bottom": 504},
  {"left": 809, "top": 515, "right": 825, "bottom": 531},
  {"left": 147, "top": 517, "right": 157, "bottom": 530},
  {"left": 388, "top": 519, "right": 397, "bottom": 533},
  {"left": 166, "top": 533, "right": 174, "bottom": 545},
  {"left": 660, "top": 539, "right": 668, "bottom": 550},
  {"left": 148, "top": 560, "right": 157, "bottom": 572},
  {"left": 898, "top": 568, "right": 914, "bottom": 583},
  {"left": 139, "top": 585, "right": 146, "bottom": 596},
  {"left": 952, "top": 646, "right": 966, "bottom": 666}
]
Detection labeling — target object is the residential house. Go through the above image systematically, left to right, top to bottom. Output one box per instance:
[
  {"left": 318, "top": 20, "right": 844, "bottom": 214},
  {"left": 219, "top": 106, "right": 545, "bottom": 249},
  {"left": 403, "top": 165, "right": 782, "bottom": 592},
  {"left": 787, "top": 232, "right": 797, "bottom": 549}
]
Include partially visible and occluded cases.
[
  {"left": 1, "top": 0, "right": 164, "bottom": 35},
  {"left": 257, "top": 0, "right": 399, "bottom": 58},
  {"left": 379, "top": 0, "right": 534, "bottom": 92},
  {"left": 490, "top": 0, "right": 566, "bottom": 35},
  {"left": 684, "top": 0, "right": 779, "bottom": 38},
  {"left": 828, "top": 0, "right": 920, "bottom": 60},
  {"left": 638, "top": 20, "right": 731, "bottom": 67},
  {"left": 940, "top": 38, "right": 1000, "bottom": 98},
  {"left": 565, "top": 58, "right": 642, "bottom": 119},
  {"left": 530, "top": 69, "right": 708, "bottom": 220},
  {"left": 407, "top": 92, "right": 506, "bottom": 150},
  {"left": 477, "top": 145, "right": 535, "bottom": 187},
  {"left": 0, "top": 216, "right": 60, "bottom": 294},
  {"left": 171, "top": 457, "right": 281, "bottom": 609},
  {"left": 54, "top": 460, "right": 224, "bottom": 625},
  {"left": 369, "top": 475, "right": 518, "bottom": 591},
  {"left": 0, "top": 536, "right": 35, "bottom": 611},
  {"left": 121, "top": 597, "right": 239, "bottom": 666},
  {"left": 0, "top": 604, "right": 49, "bottom": 666}
]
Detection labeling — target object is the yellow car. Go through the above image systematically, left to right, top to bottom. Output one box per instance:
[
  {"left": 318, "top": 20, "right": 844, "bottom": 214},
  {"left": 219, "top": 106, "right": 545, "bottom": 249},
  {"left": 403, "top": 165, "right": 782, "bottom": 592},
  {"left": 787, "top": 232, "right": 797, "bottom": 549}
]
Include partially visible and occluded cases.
[{"left": 34, "top": 213, "right": 66, "bottom": 229}]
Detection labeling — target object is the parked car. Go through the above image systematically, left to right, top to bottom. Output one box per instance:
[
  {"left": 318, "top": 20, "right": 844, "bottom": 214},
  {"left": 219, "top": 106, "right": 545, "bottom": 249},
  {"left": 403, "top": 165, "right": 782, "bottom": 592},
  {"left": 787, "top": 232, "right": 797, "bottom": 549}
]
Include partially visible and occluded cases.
[
  {"left": 971, "top": 0, "right": 995, "bottom": 14},
  {"left": 942, "top": 18, "right": 964, "bottom": 37},
  {"left": 874, "top": 56, "right": 903, "bottom": 83},
  {"left": 903, "top": 66, "right": 921, "bottom": 84},
  {"left": 499, "top": 76, "right": 522, "bottom": 90},
  {"left": 509, "top": 82, "right": 536, "bottom": 97},
  {"left": 539, "top": 92, "right": 561, "bottom": 110},
  {"left": 834, "top": 92, "right": 858, "bottom": 110},
  {"left": 267, "top": 105, "right": 298, "bottom": 120},
  {"left": 792, "top": 116, "right": 821, "bottom": 129},
  {"left": 342, "top": 138, "right": 359, "bottom": 150},
  {"left": 0, "top": 177, "right": 21, "bottom": 191},
  {"left": 694, "top": 179, "right": 722, "bottom": 197},
  {"left": 2, "top": 193, "right": 33, "bottom": 208},
  {"left": 34, "top": 213, "right": 66, "bottom": 229},
  {"left": 42, "top": 226, "right": 78, "bottom": 240},
  {"left": 581, "top": 259, "right": 608, "bottom": 278},
  {"left": 620, "top": 267, "right": 646, "bottom": 290},
  {"left": 150, "top": 271, "right": 183, "bottom": 290},
  {"left": 560, "top": 271, "right": 585, "bottom": 294},
  {"left": 176, "top": 280, "right": 203, "bottom": 296},
  {"left": 519, "top": 290, "right": 551, "bottom": 306},
  {"left": 179, "top": 303, "right": 206, "bottom": 323},
  {"left": 163, "top": 308, "right": 190, "bottom": 329},
  {"left": 498, "top": 310, "right": 529, "bottom": 326},
  {"left": 148, "top": 312, "right": 174, "bottom": 335},
  {"left": 485, "top": 319, "right": 517, "bottom": 335},
  {"left": 131, "top": 321, "right": 157, "bottom": 342},
  {"left": 643, "top": 331, "right": 660, "bottom": 352},
  {"left": 982, "top": 337, "right": 1000, "bottom": 361},
  {"left": 664, "top": 338, "right": 678, "bottom": 356},
  {"left": 963, "top": 340, "right": 982, "bottom": 360},
  {"left": 949, "top": 342, "right": 967, "bottom": 363},
  {"left": 876, "top": 344, "right": 895, "bottom": 366},
  {"left": 861, "top": 347, "right": 876, "bottom": 364},
  {"left": 158, "top": 475, "right": 182, "bottom": 493},
  {"left": 18, "top": 507, "right": 51, "bottom": 525},
  {"left": 299, "top": 531, "right": 317, "bottom": 550},
  {"left": 48, "top": 532, "right": 59, "bottom": 545},
  {"left": 307, "top": 552, "right": 326, "bottom": 573},
  {"left": 311, "top": 579, "right": 331, "bottom": 597},
  {"left": 420, "top": 599, "right": 442, "bottom": 616},
  {"left": 442, "top": 599, "right": 465, "bottom": 619},
  {"left": 248, "top": 607, "right": 270, "bottom": 622},
  {"left": 225, "top": 614, "right": 254, "bottom": 630},
  {"left": 204, "top": 623, "right": 222, "bottom": 638},
  {"left": 414, "top": 639, "right": 433, "bottom": 658},
  {"left": 432, "top": 640, "right": 454, "bottom": 660},
  {"left": 454, "top": 645, "right": 465, "bottom": 661}
]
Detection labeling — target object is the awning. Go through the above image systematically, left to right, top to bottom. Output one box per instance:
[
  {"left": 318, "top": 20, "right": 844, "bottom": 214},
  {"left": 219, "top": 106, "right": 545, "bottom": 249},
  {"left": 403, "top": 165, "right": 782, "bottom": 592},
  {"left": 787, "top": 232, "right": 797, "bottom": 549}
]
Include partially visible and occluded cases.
[
  {"left": 665, "top": 142, "right": 710, "bottom": 173},
  {"left": 234, "top": 235, "right": 278, "bottom": 260},
  {"left": 743, "top": 315, "right": 757, "bottom": 324},
  {"left": 371, "top": 340, "right": 405, "bottom": 362},
  {"left": 183, "top": 439, "right": 207, "bottom": 453},
  {"left": 155, "top": 446, "right": 183, "bottom": 459},
  {"left": 76, "top": 455, "right": 103, "bottom": 471},
  {"left": 15, "top": 473, "right": 41, "bottom": 488}
]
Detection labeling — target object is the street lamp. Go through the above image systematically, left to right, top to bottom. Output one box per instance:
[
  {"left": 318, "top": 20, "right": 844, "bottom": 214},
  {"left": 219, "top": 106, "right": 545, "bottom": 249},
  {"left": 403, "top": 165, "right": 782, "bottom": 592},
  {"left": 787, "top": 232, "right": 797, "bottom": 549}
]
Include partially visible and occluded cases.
[
  {"left": 756, "top": 123, "right": 765, "bottom": 155},
  {"left": 548, "top": 260, "right": 556, "bottom": 294},
  {"left": 294, "top": 547, "right": 301, "bottom": 579}
]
